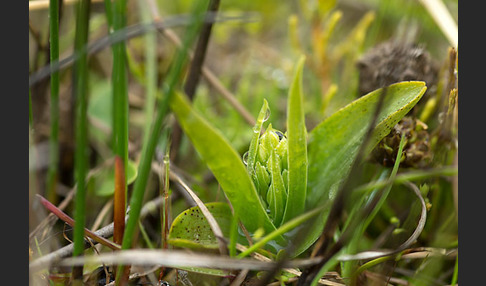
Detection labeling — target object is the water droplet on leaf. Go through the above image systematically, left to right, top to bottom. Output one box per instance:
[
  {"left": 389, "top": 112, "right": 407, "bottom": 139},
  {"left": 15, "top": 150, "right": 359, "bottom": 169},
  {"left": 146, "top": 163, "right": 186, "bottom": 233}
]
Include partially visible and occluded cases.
[
  {"left": 263, "top": 108, "right": 271, "bottom": 122},
  {"left": 242, "top": 151, "right": 249, "bottom": 165}
]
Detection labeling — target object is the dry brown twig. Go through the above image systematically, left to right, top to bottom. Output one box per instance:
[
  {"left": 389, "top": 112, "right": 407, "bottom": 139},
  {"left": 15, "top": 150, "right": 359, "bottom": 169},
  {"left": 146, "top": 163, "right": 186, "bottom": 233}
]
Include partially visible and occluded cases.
[
  {"left": 29, "top": 158, "right": 115, "bottom": 243},
  {"left": 29, "top": 196, "right": 164, "bottom": 273},
  {"left": 57, "top": 249, "right": 322, "bottom": 271}
]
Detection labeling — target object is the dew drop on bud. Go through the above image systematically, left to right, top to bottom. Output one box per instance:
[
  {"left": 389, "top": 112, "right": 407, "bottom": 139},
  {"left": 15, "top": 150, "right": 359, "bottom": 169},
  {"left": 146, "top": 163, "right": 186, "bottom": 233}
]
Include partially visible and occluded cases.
[
  {"left": 263, "top": 108, "right": 271, "bottom": 122},
  {"left": 242, "top": 151, "right": 249, "bottom": 165}
]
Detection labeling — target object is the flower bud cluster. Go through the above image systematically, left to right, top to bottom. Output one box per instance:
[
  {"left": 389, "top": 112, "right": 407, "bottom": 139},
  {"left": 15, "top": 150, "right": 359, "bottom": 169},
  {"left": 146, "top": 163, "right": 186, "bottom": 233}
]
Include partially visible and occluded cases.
[{"left": 249, "top": 124, "right": 288, "bottom": 226}]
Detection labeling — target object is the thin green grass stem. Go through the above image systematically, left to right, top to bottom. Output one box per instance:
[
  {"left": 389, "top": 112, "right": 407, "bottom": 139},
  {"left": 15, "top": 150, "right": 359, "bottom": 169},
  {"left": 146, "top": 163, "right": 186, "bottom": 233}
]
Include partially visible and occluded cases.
[
  {"left": 47, "top": 0, "right": 60, "bottom": 204},
  {"left": 72, "top": 0, "right": 91, "bottom": 282},
  {"left": 103, "top": 0, "right": 113, "bottom": 29},
  {"left": 110, "top": 0, "right": 129, "bottom": 283},
  {"left": 362, "top": 134, "right": 406, "bottom": 230},
  {"left": 138, "top": 221, "right": 155, "bottom": 249},
  {"left": 451, "top": 253, "right": 458, "bottom": 285},
  {"left": 309, "top": 254, "right": 340, "bottom": 286},
  {"left": 355, "top": 255, "right": 393, "bottom": 277}
]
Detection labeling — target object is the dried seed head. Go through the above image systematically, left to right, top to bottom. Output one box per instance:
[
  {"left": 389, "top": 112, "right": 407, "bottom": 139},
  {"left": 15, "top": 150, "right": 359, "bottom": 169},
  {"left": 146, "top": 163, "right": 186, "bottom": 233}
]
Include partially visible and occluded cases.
[
  {"left": 357, "top": 40, "right": 438, "bottom": 97},
  {"left": 372, "top": 116, "right": 431, "bottom": 168}
]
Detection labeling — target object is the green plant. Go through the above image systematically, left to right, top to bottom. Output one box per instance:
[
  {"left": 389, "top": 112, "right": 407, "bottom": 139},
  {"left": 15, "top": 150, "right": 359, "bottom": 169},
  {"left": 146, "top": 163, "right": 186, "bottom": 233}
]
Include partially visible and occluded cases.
[
  {"left": 28, "top": 1, "right": 458, "bottom": 284},
  {"left": 168, "top": 55, "right": 427, "bottom": 257}
]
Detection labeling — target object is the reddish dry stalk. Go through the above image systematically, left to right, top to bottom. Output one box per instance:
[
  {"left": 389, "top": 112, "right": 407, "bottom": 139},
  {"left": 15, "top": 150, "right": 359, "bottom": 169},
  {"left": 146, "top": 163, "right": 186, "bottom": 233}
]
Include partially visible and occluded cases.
[
  {"left": 113, "top": 156, "right": 126, "bottom": 245},
  {"left": 113, "top": 156, "right": 130, "bottom": 285},
  {"left": 37, "top": 194, "right": 121, "bottom": 250}
]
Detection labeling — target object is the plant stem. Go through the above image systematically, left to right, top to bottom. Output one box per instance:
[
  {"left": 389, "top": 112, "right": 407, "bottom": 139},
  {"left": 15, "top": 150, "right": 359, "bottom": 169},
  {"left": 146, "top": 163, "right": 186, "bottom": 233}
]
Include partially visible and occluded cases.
[
  {"left": 47, "top": 0, "right": 60, "bottom": 204},
  {"left": 72, "top": 0, "right": 91, "bottom": 282},
  {"left": 103, "top": 0, "right": 113, "bottom": 29},
  {"left": 111, "top": 0, "right": 129, "bottom": 283},
  {"left": 112, "top": 0, "right": 128, "bottom": 175},
  {"left": 113, "top": 156, "right": 126, "bottom": 245}
]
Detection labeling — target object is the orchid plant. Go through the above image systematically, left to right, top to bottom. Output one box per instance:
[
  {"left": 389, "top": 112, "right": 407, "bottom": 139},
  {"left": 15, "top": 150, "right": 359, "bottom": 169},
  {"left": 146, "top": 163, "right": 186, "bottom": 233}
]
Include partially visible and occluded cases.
[{"left": 167, "top": 55, "right": 427, "bottom": 257}]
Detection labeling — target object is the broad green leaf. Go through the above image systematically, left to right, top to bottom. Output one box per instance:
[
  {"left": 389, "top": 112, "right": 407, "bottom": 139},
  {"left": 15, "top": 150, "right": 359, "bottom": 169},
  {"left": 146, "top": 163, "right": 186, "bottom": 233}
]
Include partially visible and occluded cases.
[
  {"left": 282, "top": 55, "right": 307, "bottom": 224},
  {"left": 296, "top": 81, "right": 427, "bottom": 255},
  {"left": 307, "top": 81, "right": 427, "bottom": 205},
  {"left": 170, "top": 91, "right": 286, "bottom": 250},
  {"left": 94, "top": 159, "right": 138, "bottom": 196},
  {"left": 168, "top": 202, "right": 232, "bottom": 250}
]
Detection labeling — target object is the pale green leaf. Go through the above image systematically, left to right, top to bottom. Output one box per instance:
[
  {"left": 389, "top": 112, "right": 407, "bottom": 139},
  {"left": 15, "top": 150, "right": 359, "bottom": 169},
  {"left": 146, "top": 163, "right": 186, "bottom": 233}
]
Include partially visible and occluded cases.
[{"left": 168, "top": 202, "right": 232, "bottom": 250}]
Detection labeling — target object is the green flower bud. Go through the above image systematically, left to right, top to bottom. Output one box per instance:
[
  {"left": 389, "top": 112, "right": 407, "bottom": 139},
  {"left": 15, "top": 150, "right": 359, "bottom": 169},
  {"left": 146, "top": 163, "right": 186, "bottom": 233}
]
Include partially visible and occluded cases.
[
  {"left": 247, "top": 122, "right": 289, "bottom": 226},
  {"left": 266, "top": 150, "right": 286, "bottom": 226},
  {"left": 255, "top": 161, "right": 270, "bottom": 199}
]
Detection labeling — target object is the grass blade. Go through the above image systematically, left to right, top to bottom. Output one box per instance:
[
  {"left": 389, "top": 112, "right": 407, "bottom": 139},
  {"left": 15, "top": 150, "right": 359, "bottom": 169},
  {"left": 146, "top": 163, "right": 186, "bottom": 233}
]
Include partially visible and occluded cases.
[
  {"left": 47, "top": 0, "right": 60, "bottom": 204},
  {"left": 71, "top": 0, "right": 91, "bottom": 282},
  {"left": 110, "top": 1, "right": 129, "bottom": 280}
]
